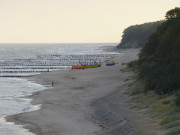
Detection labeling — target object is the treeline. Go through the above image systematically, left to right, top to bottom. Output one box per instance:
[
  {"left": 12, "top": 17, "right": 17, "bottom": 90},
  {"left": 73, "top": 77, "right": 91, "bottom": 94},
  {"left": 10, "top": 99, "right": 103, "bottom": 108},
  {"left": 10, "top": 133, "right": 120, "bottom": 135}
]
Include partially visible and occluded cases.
[
  {"left": 129, "top": 7, "right": 180, "bottom": 105},
  {"left": 117, "top": 21, "right": 162, "bottom": 48}
]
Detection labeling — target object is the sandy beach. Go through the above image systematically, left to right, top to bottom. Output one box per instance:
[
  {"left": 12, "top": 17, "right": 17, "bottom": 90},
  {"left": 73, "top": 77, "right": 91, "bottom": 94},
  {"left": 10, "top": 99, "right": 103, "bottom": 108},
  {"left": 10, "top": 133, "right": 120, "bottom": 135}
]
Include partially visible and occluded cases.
[{"left": 6, "top": 49, "right": 160, "bottom": 135}]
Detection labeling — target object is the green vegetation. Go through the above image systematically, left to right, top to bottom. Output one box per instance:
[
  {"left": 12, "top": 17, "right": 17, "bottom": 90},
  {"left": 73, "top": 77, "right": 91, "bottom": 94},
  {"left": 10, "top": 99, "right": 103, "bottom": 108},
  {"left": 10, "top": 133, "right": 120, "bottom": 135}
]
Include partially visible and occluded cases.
[
  {"left": 127, "top": 7, "right": 180, "bottom": 135},
  {"left": 130, "top": 7, "right": 180, "bottom": 95},
  {"left": 117, "top": 21, "right": 162, "bottom": 48},
  {"left": 126, "top": 77, "right": 180, "bottom": 135},
  {"left": 174, "top": 92, "right": 180, "bottom": 106}
]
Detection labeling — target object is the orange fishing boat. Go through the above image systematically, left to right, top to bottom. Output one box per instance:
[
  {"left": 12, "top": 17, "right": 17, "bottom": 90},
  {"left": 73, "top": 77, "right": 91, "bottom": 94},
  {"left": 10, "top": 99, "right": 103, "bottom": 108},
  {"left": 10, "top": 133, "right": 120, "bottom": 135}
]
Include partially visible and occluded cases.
[{"left": 72, "top": 65, "right": 88, "bottom": 69}]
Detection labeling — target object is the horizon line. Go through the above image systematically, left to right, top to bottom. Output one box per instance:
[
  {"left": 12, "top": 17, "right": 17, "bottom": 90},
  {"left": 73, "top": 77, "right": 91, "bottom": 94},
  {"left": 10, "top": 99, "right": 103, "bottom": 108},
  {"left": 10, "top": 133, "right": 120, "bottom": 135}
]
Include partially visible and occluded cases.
[{"left": 0, "top": 42, "right": 119, "bottom": 45}]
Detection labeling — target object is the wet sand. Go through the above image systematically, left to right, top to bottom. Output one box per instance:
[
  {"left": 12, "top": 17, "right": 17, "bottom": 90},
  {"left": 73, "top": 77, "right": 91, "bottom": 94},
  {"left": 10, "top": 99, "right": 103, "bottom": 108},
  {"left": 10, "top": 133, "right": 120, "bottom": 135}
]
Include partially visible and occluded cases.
[{"left": 6, "top": 49, "right": 161, "bottom": 135}]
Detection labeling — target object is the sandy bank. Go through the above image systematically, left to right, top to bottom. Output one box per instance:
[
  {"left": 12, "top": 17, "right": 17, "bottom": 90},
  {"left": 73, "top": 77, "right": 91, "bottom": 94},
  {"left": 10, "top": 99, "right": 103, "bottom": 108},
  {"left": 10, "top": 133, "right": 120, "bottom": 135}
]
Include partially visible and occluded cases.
[{"left": 6, "top": 49, "right": 160, "bottom": 135}]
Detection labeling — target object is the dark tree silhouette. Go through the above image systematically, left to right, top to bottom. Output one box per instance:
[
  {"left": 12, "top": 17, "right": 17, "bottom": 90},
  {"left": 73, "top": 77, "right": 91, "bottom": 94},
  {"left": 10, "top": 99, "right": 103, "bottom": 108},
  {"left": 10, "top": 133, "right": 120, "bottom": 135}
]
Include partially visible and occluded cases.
[
  {"left": 130, "top": 7, "right": 180, "bottom": 95},
  {"left": 165, "top": 7, "right": 180, "bottom": 20},
  {"left": 117, "top": 21, "right": 162, "bottom": 48}
]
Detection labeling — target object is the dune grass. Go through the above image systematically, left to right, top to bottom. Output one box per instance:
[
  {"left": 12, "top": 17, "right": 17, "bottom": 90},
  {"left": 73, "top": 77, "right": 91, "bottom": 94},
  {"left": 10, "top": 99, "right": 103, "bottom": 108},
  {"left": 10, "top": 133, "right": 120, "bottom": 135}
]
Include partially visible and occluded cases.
[
  {"left": 126, "top": 76, "right": 180, "bottom": 135},
  {"left": 166, "top": 128, "right": 180, "bottom": 135}
]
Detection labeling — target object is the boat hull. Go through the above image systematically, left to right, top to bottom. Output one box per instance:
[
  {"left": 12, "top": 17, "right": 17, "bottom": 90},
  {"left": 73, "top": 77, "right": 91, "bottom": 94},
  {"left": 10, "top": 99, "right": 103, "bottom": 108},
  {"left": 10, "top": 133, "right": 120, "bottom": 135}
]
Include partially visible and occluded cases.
[
  {"left": 106, "top": 62, "right": 115, "bottom": 66},
  {"left": 72, "top": 63, "right": 102, "bottom": 69},
  {"left": 121, "top": 63, "right": 128, "bottom": 65},
  {"left": 72, "top": 65, "right": 88, "bottom": 69}
]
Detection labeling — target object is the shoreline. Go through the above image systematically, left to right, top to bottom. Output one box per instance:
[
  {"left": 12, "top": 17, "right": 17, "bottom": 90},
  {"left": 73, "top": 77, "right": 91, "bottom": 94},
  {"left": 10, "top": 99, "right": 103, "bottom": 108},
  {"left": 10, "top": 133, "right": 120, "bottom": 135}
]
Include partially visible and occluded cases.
[{"left": 6, "top": 49, "right": 160, "bottom": 135}]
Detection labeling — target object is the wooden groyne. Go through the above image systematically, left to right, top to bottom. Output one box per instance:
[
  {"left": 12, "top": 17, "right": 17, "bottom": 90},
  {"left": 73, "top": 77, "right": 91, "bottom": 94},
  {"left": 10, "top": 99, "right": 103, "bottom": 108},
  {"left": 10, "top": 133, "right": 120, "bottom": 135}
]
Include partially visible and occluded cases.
[
  {"left": 0, "top": 54, "right": 117, "bottom": 76},
  {"left": 0, "top": 66, "right": 70, "bottom": 69},
  {"left": 0, "top": 70, "right": 49, "bottom": 73}
]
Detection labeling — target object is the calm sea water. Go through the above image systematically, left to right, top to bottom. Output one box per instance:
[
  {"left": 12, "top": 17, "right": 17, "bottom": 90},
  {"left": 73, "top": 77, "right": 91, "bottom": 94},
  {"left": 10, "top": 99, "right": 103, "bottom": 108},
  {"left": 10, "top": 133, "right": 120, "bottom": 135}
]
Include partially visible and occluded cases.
[
  {"left": 0, "top": 43, "right": 118, "bottom": 135},
  {"left": 0, "top": 43, "right": 117, "bottom": 60}
]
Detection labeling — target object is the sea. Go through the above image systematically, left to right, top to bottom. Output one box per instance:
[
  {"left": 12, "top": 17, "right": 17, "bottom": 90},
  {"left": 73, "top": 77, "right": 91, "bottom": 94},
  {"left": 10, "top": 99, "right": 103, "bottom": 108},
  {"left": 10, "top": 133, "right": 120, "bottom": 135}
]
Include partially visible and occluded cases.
[{"left": 0, "top": 43, "right": 118, "bottom": 135}]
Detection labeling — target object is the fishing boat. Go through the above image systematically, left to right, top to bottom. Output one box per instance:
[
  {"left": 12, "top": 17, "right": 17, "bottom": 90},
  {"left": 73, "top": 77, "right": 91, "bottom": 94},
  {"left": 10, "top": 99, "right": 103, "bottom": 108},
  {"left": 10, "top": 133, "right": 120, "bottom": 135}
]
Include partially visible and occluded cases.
[
  {"left": 106, "top": 61, "right": 115, "bottom": 66},
  {"left": 72, "top": 62, "right": 102, "bottom": 69},
  {"left": 121, "top": 62, "right": 128, "bottom": 65},
  {"left": 88, "top": 63, "right": 102, "bottom": 68},
  {"left": 72, "top": 65, "right": 88, "bottom": 69}
]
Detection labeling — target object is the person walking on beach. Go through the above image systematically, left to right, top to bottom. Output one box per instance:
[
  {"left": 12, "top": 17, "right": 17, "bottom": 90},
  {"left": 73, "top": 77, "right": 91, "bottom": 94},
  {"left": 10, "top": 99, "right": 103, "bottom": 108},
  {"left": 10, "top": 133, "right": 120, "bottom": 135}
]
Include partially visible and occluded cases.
[{"left": 52, "top": 82, "right": 54, "bottom": 87}]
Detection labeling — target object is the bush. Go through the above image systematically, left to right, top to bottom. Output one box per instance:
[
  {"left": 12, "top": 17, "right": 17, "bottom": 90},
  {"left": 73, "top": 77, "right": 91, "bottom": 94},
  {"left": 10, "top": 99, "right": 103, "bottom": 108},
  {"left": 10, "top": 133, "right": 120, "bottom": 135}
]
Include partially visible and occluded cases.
[
  {"left": 174, "top": 92, "right": 180, "bottom": 106},
  {"left": 166, "top": 128, "right": 180, "bottom": 135}
]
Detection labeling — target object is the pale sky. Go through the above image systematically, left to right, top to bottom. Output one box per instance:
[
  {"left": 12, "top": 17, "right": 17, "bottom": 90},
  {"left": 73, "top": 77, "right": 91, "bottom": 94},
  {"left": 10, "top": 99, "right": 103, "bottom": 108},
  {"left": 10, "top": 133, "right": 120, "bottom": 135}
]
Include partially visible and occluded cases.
[{"left": 0, "top": 0, "right": 179, "bottom": 43}]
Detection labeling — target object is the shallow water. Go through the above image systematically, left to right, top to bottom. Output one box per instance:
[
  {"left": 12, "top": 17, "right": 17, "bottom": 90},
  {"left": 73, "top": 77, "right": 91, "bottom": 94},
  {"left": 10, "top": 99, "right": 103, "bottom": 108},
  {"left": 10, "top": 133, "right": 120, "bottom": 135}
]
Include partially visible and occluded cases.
[{"left": 0, "top": 78, "right": 46, "bottom": 135}]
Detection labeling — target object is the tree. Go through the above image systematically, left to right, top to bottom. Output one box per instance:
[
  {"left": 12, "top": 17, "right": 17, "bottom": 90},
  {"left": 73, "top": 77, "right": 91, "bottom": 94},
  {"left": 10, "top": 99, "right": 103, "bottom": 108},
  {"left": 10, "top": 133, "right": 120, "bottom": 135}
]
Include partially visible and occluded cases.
[
  {"left": 165, "top": 7, "right": 180, "bottom": 20},
  {"left": 133, "top": 8, "right": 180, "bottom": 94}
]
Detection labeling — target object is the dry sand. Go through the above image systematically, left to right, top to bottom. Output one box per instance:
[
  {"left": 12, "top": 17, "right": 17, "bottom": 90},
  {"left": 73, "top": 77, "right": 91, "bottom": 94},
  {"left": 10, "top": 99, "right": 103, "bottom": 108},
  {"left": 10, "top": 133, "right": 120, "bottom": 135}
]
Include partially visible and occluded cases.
[{"left": 7, "top": 49, "right": 161, "bottom": 135}]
